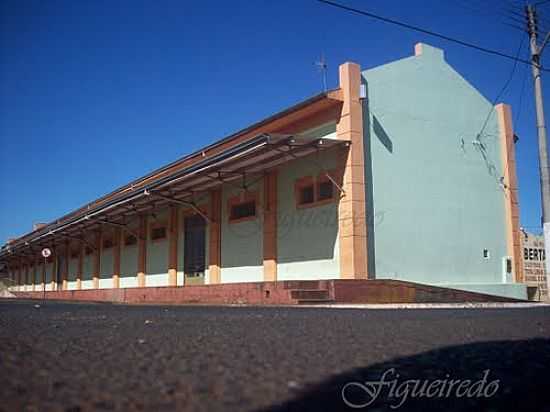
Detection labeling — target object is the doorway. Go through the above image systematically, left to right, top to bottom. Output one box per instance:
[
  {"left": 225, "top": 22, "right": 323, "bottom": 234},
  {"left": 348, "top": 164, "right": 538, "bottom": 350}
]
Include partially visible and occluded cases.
[{"left": 184, "top": 214, "right": 206, "bottom": 285}]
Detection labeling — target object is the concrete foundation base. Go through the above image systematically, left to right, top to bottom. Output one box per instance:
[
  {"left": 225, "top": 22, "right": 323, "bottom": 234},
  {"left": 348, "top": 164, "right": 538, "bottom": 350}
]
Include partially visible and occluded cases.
[{"left": 11, "top": 279, "right": 527, "bottom": 305}]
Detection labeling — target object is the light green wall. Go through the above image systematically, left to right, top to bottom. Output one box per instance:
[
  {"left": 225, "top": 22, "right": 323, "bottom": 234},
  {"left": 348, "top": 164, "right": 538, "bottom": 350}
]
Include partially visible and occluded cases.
[
  {"left": 363, "top": 44, "right": 509, "bottom": 285},
  {"left": 216, "top": 122, "right": 341, "bottom": 283},
  {"left": 277, "top": 146, "right": 340, "bottom": 280},
  {"left": 220, "top": 180, "right": 263, "bottom": 283},
  {"left": 56, "top": 204, "right": 212, "bottom": 289},
  {"left": 146, "top": 208, "right": 169, "bottom": 286},
  {"left": 177, "top": 215, "right": 185, "bottom": 285},
  {"left": 120, "top": 240, "right": 138, "bottom": 288},
  {"left": 99, "top": 247, "right": 114, "bottom": 288},
  {"left": 82, "top": 253, "right": 93, "bottom": 289},
  {"left": 68, "top": 257, "right": 78, "bottom": 290},
  {"left": 45, "top": 262, "right": 53, "bottom": 291},
  {"left": 25, "top": 267, "right": 32, "bottom": 290}
]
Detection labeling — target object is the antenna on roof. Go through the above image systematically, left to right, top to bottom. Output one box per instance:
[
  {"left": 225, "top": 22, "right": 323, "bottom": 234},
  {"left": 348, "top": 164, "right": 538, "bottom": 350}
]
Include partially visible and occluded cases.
[{"left": 314, "top": 53, "right": 328, "bottom": 92}]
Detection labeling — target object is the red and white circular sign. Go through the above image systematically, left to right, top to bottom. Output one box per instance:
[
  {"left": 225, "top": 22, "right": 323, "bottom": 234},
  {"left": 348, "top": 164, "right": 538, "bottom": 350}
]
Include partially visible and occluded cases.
[{"left": 41, "top": 248, "right": 52, "bottom": 258}]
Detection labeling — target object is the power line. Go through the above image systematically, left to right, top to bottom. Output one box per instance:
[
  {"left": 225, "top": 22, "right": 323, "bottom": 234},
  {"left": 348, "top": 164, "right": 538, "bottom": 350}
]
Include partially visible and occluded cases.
[
  {"left": 317, "top": 0, "right": 550, "bottom": 72},
  {"left": 469, "top": 33, "right": 526, "bottom": 199},
  {"left": 479, "top": 34, "right": 527, "bottom": 137},
  {"left": 514, "top": 61, "right": 529, "bottom": 127}
]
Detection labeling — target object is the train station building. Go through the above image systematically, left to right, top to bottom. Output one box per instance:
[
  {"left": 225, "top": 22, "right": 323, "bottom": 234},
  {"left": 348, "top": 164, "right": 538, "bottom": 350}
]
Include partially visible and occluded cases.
[{"left": 1, "top": 43, "right": 527, "bottom": 301}]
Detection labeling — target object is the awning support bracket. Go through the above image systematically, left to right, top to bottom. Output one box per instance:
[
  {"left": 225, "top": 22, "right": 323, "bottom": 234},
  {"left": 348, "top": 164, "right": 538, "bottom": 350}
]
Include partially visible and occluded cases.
[
  {"left": 147, "top": 191, "right": 211, "bottom": 223},
  {"left": 84, "top": 216, "right": 140, "bottom": 239},
  {"left": 58, "top": 233, "right": 97, "bottom": 252}
]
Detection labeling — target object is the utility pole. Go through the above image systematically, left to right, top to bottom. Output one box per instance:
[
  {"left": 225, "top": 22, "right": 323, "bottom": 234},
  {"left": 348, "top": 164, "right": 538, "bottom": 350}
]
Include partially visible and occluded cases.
[{"left": 526, "top": 3, "right": 550, "bottom": 286}]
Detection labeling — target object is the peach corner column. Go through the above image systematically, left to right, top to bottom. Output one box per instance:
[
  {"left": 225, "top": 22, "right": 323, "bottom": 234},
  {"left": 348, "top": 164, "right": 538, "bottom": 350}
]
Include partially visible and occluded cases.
[
  {"left": 335, "top": 62, "right": 369, "bottom": 279},
  {"left": 496, "top": 103, "right": 524, "bottom": 283},
  {"left": 263, "top": 170, "right": 278, "bottom": 281},
  {"left": 209, "top": 189, "right": 222, "bottom": 284},
  {"left": 168, "top": 205, "right": 179, "bottom": 287},
  {"left": 137, "top": 215, "right": 147, "bottom": 287},
  {"left": 113, "top": 228, "right": 121, "bottom": 289},
  {"left": 93, "top": 230, "right": 101, "bottom": 289},
  {"left": 76, "top": 243, "right": 83, "bottom": 290}
]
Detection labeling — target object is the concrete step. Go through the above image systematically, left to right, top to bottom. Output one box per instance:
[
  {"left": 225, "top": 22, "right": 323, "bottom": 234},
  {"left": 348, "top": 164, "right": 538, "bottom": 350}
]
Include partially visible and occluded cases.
[
  {"left": 283, "top": 280, "right": 323, "bottom": 290},
  {"left": 290, "top": 289, "right": 330, "bottom": 300},
  {"left": 296, "top": 298, "right": 335, "bottom": 305}
]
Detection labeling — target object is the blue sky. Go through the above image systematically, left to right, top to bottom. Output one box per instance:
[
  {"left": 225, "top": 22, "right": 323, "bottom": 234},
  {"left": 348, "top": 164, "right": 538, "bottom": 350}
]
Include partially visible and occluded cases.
[{"left": 1, "top": 0, "right": 549, "bottom": 243}]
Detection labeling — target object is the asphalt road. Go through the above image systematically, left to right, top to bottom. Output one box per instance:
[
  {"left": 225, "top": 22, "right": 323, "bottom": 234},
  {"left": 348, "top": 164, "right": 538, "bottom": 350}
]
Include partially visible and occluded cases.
[{"left": 1, "top": 300, "right": 549, "bottom": 412}]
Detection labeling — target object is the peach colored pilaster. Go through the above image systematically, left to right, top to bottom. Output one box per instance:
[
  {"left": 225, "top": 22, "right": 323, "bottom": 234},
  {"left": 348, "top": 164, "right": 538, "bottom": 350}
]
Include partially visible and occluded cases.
[
  {"left": 336, "top": 62, "right": 368, "bottom": 279},
  {"left": 496, "top": 104, "right": 524, "bottom": 283},
  {"left": 263, "top": 170, "right": 278, "bottom": 281},
  {"left": 209, "top": 189, "right": 222, "bottom": 284},
  {"left": 168, "top": 206, "right": 179, "bottom": 287},
  {"left": 137, "top": 215, "right": 147, "bottom": 287},
  {"left": 113, "top": 228, "right": 121, "bottom": 289},
  {"left": 93, "top": 231, "right": 101, "bottom": 289},
  {"left": 63, "top": 241, "right": 70, "bottom": 290},
  {"left": 76, "top": 243, "right": 83, "bottom": 290},
  {"left": 51, "top": 249, "right": 57, "bottom": 291},
  {"left": 32, "top": 259, "right": 37, "bottom": 292},
  {"left": 41, "top": 259, "right": 46, "bottom": 291},
  {"left": 29, "top": 261, "right": 33, "bottom": 291},
  {"left": 25, "top": 262, "right": 29, "bottom": 291},
  {"left": 28, "top": 262, "right": 33, "bottom": 290},
  {"left": 29, "top": 262, "right": 32, "bottom": 291},
  {"left": 6, "top": 263, "right": 11, "bottom": 289},
  {"left": 7, "top": 263, "right": 12, "bottom": 289},
  {"left": 12, "top": 263, "right": 16, "bottom": 289},
  {"left": 20, "top": 263, "right": 24, "bottom": 291},
  {"left": 22, "top": 263, "right": 26, "bottom": 291},
  {"left": 24, "top": 263, "right": 29, "bottom": 292},
  {"left": 17, "top": 264, "right": 22, "bottom": 291}
]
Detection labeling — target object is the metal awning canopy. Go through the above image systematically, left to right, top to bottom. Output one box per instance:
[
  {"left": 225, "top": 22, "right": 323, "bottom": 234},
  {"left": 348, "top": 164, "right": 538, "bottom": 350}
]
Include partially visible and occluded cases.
[{"left": 2, "top": 134, "right": 349, "bottom": 258}]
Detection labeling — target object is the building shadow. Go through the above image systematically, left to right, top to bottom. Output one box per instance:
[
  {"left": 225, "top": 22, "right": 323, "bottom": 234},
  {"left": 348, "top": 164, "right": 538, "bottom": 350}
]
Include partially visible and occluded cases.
[
  {"left": 362, "top": 80, "right": 376, "bottom": 278},
  {"left": 372, "top": 115, "right": 393, "bottom": 153},
  {"left": 260, "top": 338, "right": 550, "bottom": 412}
]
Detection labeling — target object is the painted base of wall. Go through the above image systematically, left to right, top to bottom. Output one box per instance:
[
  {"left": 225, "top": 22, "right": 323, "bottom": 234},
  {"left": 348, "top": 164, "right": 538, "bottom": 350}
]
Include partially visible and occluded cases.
[
  {"left": 11, "top": 279, "right": 526, "bottom": 305},
  {"left": 436, "top": 283, "right": 527, "bottom": 300}
]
